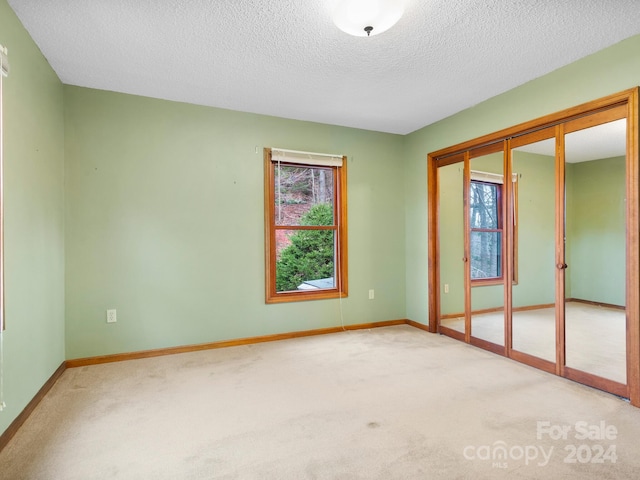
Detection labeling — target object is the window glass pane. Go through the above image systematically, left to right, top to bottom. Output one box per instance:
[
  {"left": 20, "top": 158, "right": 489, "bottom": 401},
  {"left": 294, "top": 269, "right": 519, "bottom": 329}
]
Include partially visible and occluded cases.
[
  {"left": 275, "top": 165, "right": 334, "bottom": 226},
  {"left": 470, "top": 181, "right": 498, "bottom": 229},
  {"left": 275, "top": 229, "right": 336, "bottom": 292},
  {"left": 470, "top": 231, "right": 502, "bottom": 279}
]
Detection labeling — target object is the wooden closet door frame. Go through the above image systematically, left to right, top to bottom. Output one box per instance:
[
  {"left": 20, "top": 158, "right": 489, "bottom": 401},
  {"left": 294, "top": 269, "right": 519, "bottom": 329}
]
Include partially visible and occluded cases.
[
  {"left": 427, "top": 87, "right": 640, "bottom": 406},
  {"left": 628, "top": 90, "right": 640, "bottom": 407},
  {"left": 559, "top": 105, "right": 635, "bottom": 400},
  {"left": 555, "top": 124, "right": 566, "bottom": 378},
  {"left": 506, "top": 127, "right": 557, "bottom": 375},
  {"left": 467, "top": 142, "right": 508, "bottom": 355},
  {"left": 429, "top": 153, "right": 465, "bottom": 341}
]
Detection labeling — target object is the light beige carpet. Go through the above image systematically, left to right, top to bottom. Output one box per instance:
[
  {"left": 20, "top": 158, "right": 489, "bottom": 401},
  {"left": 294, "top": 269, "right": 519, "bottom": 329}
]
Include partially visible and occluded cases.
[
  {"left": 441, "top": 302, "right": 626, "bottom": 383},
  {"left": 1, "top": 325, "right": 640, "bottom": 479}
]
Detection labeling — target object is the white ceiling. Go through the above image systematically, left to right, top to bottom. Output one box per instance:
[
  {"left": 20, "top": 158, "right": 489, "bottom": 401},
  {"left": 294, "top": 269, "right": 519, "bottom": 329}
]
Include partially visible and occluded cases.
[
  {"left": 7, "top": 0, "right": 640, "bottom": 135},
  {"left": 514, "top": 119, "right": 627, "bottom": 163}
]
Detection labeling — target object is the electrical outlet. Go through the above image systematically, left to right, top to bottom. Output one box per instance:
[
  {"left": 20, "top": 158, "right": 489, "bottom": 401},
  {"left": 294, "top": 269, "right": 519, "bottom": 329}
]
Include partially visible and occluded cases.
[
  {"left": 444, "top": 284, "right": 449, "bottom": 294},
  {"left": 368, "top": 289, "right": 375, "bottom": 300},
  {"left": 106, "top": 309, "right": 117, "bottom": 323}
]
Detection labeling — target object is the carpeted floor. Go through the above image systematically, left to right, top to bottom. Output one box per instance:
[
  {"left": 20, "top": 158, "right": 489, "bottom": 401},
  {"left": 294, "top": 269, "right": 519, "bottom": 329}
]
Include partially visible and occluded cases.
[
  {"left": 441, "top": 302, "right": 626, "bottom": 383},
  {"left": 1, "top": 325, "right": 639, "bottom": 479}
]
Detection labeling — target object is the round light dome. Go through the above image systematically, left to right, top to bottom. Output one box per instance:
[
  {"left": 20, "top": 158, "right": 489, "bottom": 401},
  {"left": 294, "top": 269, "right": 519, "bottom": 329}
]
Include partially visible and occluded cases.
[{"left": 332, "top": 0, "right": 404, "bottom": 37}]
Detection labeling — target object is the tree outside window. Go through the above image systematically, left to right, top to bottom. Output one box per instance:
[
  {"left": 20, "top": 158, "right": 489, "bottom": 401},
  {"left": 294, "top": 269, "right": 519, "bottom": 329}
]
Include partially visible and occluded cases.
[
  {"left": 264, "top": 149, "right": 347, "bottom": 303},
  {"left": 275, "top": 166, "right": 335, "bottom": 292},
  {"left": 470, "top": 180, "right": 503, "bottom": 280}
]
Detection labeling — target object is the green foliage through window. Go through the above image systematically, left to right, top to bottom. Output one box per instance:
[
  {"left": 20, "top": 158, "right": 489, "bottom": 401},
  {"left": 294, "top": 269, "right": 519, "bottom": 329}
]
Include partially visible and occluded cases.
[{"left": 276, "top": 203, "right": 335, "bottom": 292}]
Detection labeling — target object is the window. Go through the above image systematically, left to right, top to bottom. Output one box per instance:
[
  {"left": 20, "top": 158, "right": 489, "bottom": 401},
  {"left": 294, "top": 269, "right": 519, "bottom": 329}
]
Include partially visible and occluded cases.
[
  {"left": 264, "top": 148, "right": 348, "bottom": 303},
  {"left": 469, "top": 171, "right": 518, "bottom": 284},
  {"left": 470, "top": 179, "right": 503, "bottom": 280}
]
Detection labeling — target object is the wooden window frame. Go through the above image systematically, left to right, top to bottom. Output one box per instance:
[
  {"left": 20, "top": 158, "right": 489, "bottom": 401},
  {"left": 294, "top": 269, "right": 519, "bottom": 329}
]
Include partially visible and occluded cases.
[
  {"left": 264, "top": 148, "right": 348, "bottom": 303},
  {"left": 468, "top": 174, "right": 519, "bottom": 287},
  {"left": 469, "top": 178, "right": 504, "bottom": 284}
]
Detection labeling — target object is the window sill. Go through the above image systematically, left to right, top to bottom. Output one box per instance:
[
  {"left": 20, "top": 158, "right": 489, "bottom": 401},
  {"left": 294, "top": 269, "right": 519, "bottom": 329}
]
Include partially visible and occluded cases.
[
  {"left": 471, "top": 279, "right": 519, "bottom": 287},
  {"left": 266, "top": 289, "right": 348, "bottom": 304}
]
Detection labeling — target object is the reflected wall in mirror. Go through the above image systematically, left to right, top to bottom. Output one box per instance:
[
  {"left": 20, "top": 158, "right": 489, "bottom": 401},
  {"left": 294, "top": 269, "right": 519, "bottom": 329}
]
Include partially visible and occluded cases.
[
  {"left": 564, "top": 118, "right": 627, "bottom": 384},
  {"left": 511, "top": 138, "right": 556, "bottom": 363},
  {"left": 469, "top": 151, "right": 505, "bottom": 346},
  {"left": 438, "top": 163, "right": 465, "bottom": 335}
]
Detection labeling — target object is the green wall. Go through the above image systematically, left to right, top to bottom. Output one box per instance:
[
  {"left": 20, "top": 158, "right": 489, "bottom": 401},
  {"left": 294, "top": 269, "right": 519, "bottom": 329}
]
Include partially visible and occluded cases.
[
  {"left": 0, "top": 0, "right": 65, "bottom": 436},
  {"left": 404, "top": 34, "right": 640, "bottom": 325},
  {"left": 64, "top": 87, "right": 406, "bottom": 359},
  {"left": 511, "top": 151, "right": 556, "bottom": 308},
  {"left": 566, "top": 156, "right": 626, "bottom": 306},
  {"left": 438, "top": 163, "right": 463, "bottom": 314}
]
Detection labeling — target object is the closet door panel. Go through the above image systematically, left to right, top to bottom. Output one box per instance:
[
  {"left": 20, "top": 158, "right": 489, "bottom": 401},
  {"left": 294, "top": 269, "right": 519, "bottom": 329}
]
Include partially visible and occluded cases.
[
  {"left": 563, "top": 117, "right": 627, "bottom": 385},
  {"left": 510, "top": 135, "right": 557, "bottom": 365},
  {"left": 469, "top": 150, "right": 505, "bottom": 348},
  {"left": 438, "top": 162, "right": 466, "bottom": 337}
]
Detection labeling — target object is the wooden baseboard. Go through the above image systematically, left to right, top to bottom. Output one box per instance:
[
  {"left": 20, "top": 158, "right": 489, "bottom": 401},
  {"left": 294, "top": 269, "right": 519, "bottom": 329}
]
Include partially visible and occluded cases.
[
  {"left": 566, "top": 298, "right": 625, "bottom": 310},
  {"left": 441, "top": 303, "right": 555, "bottom": 321},
  {"left": 513, "top": 303, "right": 555, "bottom": 312},
  {"left": 66, "top": 319, "right": 411, "bottom": 368},
  {"left": 0, "top": 361, "right": 66, "bottom": 453}
]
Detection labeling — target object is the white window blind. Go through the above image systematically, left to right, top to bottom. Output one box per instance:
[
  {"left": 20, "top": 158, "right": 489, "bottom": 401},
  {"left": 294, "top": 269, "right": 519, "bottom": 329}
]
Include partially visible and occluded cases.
[
  {"left": 271, "top": 148, "right": 343, "bottom": 167},
  {"left": 471, "top": 170, "right": 517, "bottom": 184}
]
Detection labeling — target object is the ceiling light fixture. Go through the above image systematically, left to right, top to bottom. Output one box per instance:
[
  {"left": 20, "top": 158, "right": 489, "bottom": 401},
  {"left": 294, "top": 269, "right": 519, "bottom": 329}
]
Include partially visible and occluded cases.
[{"left": 332, "top": 0, "right": 404, "bottom": 37}]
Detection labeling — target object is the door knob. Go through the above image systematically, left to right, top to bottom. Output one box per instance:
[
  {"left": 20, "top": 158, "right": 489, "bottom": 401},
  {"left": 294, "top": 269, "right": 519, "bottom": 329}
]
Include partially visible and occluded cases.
[{"left": 556, "top": 263, "right": 568, "bottom": 270}]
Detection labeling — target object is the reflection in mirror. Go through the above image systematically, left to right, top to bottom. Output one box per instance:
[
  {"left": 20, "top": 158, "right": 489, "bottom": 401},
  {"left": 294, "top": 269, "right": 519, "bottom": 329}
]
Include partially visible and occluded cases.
[
  {"left": 564, "top": 119, "right": 627, "bottom": 384},
  {"left": 511, "top": 139, "right": 556, "bottom": 362},
  {"left": 469, "top": 151, "right": 504, "bottom": 346},
  {"left": 438, "top": 163, "right": 465, "bottom": 335}
]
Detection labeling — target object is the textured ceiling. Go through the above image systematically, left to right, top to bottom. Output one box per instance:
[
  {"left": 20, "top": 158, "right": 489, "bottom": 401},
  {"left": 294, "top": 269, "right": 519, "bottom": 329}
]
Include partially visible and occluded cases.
[{"left": 7, "top": 0, "right": 640, "bottom": 134}]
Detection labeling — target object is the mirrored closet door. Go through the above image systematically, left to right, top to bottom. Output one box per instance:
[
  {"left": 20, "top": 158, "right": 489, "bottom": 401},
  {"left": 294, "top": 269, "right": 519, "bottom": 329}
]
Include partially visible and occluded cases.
[
  {"left": 428, "top": 88, "right": 639, "bottom": 405},
  {"left": 561, "top": 108, "right": 629, "bottom": 396},
  {"left": 509, "top": 129, "right": 557, "bottom": 372},
  {"left": 469, "top": 145, "right": 506, "bottom": 352},
  {"left": 438, "top": 157, "right": 466, "bottom": 341}
]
